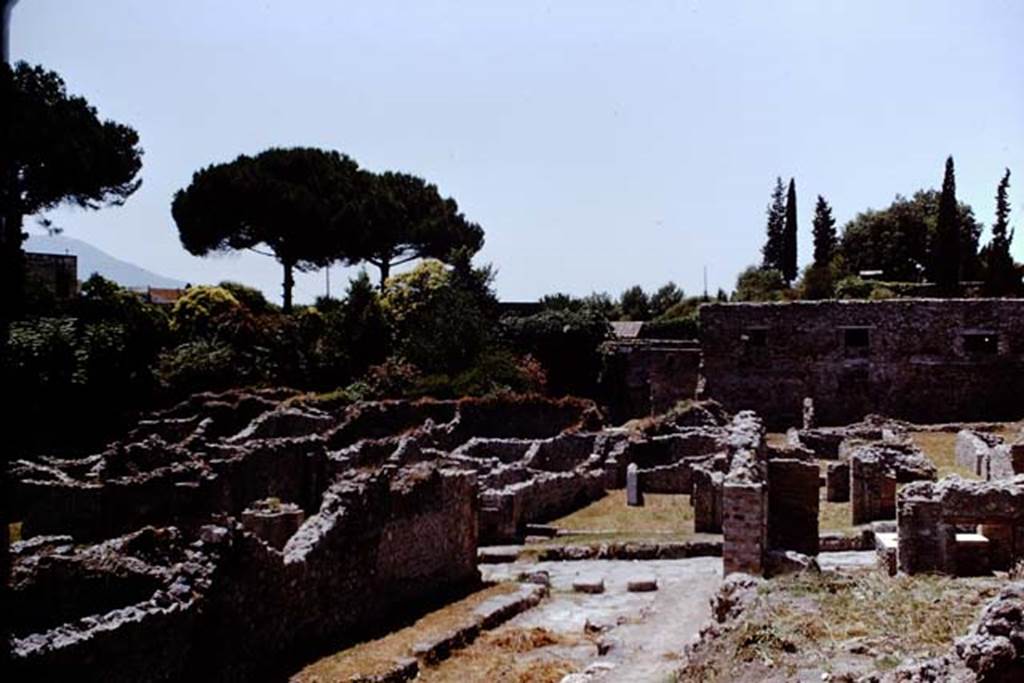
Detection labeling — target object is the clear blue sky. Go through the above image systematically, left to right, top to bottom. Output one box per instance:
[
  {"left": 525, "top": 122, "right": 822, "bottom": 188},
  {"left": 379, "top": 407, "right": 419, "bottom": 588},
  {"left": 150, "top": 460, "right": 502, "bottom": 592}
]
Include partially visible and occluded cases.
[{"left": 11, "top": 1, "right": 1024, "bottom": 304}]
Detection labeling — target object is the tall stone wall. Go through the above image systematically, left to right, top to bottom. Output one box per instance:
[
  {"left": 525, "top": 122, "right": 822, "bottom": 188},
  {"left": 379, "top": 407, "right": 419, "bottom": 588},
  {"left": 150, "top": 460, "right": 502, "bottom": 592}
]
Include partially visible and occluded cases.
[{"left": 700, "top": 300, "right": 1024, "bottom": 427}]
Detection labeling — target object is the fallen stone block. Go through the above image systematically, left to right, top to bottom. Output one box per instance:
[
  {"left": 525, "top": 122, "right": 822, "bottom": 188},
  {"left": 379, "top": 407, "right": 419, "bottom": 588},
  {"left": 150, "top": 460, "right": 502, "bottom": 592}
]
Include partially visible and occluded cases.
[
  {"left": 477, "top": 546, "right": 522, "bottom": 564},
  {"left": 764, "top": 550, "right": 820, "bottom": 578},
  {"left": 626, "top": 576, "right": 658, "bottom": 592},
  {"left": 572, "top": 577, "right": 606, "bottom": 594},
  {"left": 473, "top": 584, "right": 547, "bottom": 630},
  {"left": 410, "top": 621, "right": 481, "bottom": 665}
]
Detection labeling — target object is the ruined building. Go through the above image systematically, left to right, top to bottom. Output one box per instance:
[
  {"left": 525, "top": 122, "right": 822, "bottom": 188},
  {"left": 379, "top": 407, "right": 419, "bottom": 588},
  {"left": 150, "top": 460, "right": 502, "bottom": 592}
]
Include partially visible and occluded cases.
[{"left": 701, "top": 299, "right": 1024, "bottom": 427}]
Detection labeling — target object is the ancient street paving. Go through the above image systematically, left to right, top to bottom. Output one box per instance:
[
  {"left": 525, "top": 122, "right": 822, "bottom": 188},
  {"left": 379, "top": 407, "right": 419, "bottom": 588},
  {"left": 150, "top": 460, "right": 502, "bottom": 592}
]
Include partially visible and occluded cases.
[{"left": 480, "top": 556, "right": 722, "bottom": 681}]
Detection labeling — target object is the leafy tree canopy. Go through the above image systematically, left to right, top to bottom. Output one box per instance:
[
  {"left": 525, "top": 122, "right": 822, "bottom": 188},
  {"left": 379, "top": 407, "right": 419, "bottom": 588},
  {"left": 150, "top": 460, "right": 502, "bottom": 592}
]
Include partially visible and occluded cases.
[
  {"left": 7, "top": 62, "right": 143, "bottom": 218},
  {"left": 171, "top": 147, "right": 363, "bottom": 311},
  {"left": 353, "top": 171, "right": 484, "bottom": 287},
  {"left": 837, "top": 189, "right": 981, "bottom": 283},
  {"left": 734, "top": 265, "right": 789, "bottom": 302},
  {"left": 619, "top": 285, "right": 651, "bottom": 321}
]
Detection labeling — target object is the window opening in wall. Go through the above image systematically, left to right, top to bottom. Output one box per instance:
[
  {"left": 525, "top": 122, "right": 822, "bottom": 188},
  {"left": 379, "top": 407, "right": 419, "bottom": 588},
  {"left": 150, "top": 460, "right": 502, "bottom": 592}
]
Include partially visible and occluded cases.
[
  {"left": 843, "top": 327, "right": 870, "bottom": 349},
  {"left": 742, "top": 328, "right": 767, "bottom": 347},
  {"left": 963, "top": 332, "right": 998, "bottom": 354}
]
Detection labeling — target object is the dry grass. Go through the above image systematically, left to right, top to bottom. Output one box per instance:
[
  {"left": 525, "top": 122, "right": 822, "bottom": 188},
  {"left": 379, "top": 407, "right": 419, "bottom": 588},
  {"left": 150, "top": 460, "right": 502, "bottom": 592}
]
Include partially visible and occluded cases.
[
  {"left": 911, "top": 422, "right": 1023, "bottom": 480},
  {"left": 910, "top": 431, "right": 975, "bottom": 480},
  {"left": 549, "top": 492, "right": 698, "bottom": 541},
  {"left": 818, "top": 498, "right": 855, "bottom": 533},
  {"left": 9, "top": 522, "right": 22, "bottom": 543},
  {"left": 679, "top": 571, "right": 1002, "bottom": 682},
  {"left": 291, "top": 583, "right": 518, "bottom": 682},
  {"left": 418, "top": 628, "right": 578, "bottom": 683}
]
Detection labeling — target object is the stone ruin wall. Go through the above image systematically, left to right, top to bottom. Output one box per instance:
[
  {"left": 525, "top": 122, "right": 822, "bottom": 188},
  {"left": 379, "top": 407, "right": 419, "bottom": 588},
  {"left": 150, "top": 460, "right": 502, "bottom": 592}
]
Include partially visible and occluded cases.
[
  {"left": 700, "top": 299, "right": 1024, "bottom": 428},
  {"left": 599, "top": 339, "right": 701, "bottom": 422},
  {"left": 7, "top": 391, "right": 607, "bottom": 681},
  {"left": 955, "top": 428, "right": 1024, "bottom": 481},
  {"left": 897, "top": 475, "right": 1024, "bottom": 576}
]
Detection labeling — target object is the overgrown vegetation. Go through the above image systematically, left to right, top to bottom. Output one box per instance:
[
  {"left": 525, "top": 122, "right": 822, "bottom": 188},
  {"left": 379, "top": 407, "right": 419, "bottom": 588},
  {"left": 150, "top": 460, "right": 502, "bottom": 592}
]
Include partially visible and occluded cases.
[{"left": 679, "top": 572, "right": 1003, "bottom": 682}]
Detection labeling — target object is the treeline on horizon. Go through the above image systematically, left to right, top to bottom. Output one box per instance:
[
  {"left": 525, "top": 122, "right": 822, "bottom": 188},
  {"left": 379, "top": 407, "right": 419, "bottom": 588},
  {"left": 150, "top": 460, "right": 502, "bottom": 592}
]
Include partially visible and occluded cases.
[
  {"left": 2, "top": 59, "right": 1021, "bottom": 458},
  {"left": 737, "top": 158, "right": 1020, "bottom": 302}
]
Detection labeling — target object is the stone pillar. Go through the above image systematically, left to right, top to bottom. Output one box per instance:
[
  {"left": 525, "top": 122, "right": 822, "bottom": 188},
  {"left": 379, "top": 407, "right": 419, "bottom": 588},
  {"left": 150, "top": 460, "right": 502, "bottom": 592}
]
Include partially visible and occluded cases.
[
  {"left": 802, "top": 397, "right": 815, "bottom": 430},
  {"left": 851, "top": 456, "right": 896, "bottom": 525},
  {"left": 768, "top": 459, "right": 820, "bottom": 555},
  {"left": 826, "top": 462, "right": 850, "bottom": 502},
  {"left": 626, "top": 463, "right": 644, "bottom": 507},
  {"left": 692, "top": 466, "right": 723, "bottom": 533},
  {"left": 722, "top": 481, "right": 767, "bottom": 576},
  {"left": 897, "top": 496, "right": 952, "bottom": 574},
  {"left": 979, "top": 523, "right": 1015, "bottom": 571}
]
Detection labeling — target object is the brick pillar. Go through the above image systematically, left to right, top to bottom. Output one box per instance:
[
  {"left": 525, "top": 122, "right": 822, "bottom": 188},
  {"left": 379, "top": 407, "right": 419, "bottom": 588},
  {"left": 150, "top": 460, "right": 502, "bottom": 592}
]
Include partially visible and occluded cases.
[{"left": 723, "top": 481, "right": 767, "bottom": 576}]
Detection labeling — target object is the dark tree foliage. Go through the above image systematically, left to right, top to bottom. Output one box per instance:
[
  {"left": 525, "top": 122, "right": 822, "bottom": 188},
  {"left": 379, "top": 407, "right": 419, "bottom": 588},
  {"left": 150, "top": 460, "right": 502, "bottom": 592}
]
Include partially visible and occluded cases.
[
  {"left": 1, "top": 61, "right": 142, "bottom": 325},
  {"left": 171, "top": 147, "right": 363, "bottom": 312},
  {"left": 932, "top": 156, "right": 961, "bottom": 294},
  {"left": 981, "top": 169, "right": 1021, "bottom": 296},
  {"left": 353, "top": 171, "right": 484, "bottom": 288},
  {"left": 761, "top": 177, "right": 786, "bottom": 271},
  {"left": 782, "top": 178, "right": 798, "bottom": 282},
  {"left": 838, "top": 189, "right": 981, "bottom": 283},
  {"left": 812, "top": 195, "right": 837, "bottom": 267},
  {"left": 734, "top": 265, "right": 788, "bottom": 301},
  {"left": 314, "top": 271, "right": 389, "bottom": 383},
  {"left": 650, "top": 282, "right": 685, "bottom": 319},
  {"left": 619, "top": 285, "right": 651, "bottom": 321},
  {"left": 501, "top": 308, "right": 610, "bottom": 397}
]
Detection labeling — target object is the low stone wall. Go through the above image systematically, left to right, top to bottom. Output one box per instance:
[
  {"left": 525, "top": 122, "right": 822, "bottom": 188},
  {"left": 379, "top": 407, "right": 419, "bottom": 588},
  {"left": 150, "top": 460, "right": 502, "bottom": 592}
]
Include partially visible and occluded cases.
[
  {"left": 955, "top": 429, "right": 1024, "bottom": 481},
  {"left": 850, "top": 444, "right": 936, "bottom": 525},
  {"left": 12, "top": 463, "right": 481, "bottom": 682},
  {"left": 898, "top": 476, "right": 1024, "bottom": 575}
]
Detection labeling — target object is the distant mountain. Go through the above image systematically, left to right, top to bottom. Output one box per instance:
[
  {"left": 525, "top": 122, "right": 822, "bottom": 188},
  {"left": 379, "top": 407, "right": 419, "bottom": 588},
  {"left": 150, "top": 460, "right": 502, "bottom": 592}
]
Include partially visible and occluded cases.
[{"left": 24, "top": 233, "right": 186, "bottom": 289}]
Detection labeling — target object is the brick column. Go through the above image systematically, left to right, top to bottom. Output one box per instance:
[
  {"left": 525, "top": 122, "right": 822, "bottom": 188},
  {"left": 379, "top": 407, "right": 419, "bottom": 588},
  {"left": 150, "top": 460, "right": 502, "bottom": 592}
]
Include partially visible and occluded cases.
[{"left": 723, "top": 481, "right": 767, "bottom": 575}]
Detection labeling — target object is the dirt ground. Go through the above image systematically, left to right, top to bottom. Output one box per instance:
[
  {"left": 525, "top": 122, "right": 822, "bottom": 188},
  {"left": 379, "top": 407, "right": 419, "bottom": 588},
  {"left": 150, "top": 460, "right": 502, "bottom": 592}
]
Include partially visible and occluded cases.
[{"left": 478, "top": 557, "right": 722, "bottom": 681}]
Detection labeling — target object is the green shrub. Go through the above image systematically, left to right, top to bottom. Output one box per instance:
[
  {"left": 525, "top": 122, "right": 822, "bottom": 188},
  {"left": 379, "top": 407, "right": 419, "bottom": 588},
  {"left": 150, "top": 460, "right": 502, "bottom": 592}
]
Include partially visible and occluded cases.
[
  {"left": 380, "top": 260, "right": 490, "bottom": 374},
  {"left": 734, "top": 266, "right": 789, "bottom": 301},
  {"left": 835, "top": 275, "right": 873, "bottom": 300},
  {"left": 219, "top": 280, "right": 275, "bottom": 313},
  {"left": 169, "top": 285, "right": 245, "bottom": 339},
  {"left": 641, "top": 314, "right": 699, "bottom": 339},
  {"left": 158, "top": 340, "right": 242, "bottom": 398}
]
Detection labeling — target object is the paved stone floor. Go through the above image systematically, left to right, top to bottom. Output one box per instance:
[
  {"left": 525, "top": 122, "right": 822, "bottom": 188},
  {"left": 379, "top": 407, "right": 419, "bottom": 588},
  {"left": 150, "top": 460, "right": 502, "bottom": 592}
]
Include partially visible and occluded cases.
[{"left": 481, "top": 556, "right": 722, "bottom": 681}]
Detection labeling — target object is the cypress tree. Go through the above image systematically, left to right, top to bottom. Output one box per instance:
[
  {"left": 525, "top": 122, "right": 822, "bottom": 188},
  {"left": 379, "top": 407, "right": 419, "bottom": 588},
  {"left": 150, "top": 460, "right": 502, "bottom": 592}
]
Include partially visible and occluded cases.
[
  {"left": 932, "top": 156, "right": 961, "bottom": 294},
  {"left": 983, "top": 168, "right": 1020, "bottom": 296},
  {"left": 761, "top": 177, "right": 786, "bottom": 271},
  {"left": 782, "top": 178, "right": 798, "bottom": 282},
  {"left": 812, "top": 194, "right": 836, "bottom": 268}
]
